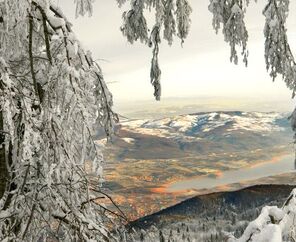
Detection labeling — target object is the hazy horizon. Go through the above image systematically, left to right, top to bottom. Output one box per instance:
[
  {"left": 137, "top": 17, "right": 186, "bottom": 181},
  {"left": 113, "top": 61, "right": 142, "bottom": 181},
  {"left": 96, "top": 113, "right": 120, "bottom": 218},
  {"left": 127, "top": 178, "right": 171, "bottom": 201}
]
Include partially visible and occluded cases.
[{"left": 114, "top": 95, "right": 294, "bottom": 119}]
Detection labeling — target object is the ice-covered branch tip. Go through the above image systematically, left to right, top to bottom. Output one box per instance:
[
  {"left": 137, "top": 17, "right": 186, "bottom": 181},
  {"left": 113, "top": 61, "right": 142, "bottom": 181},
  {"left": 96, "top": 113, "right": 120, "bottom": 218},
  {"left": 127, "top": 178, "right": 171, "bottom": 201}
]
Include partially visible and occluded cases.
[
  {"left": 75, "top": 0, "right": 95, "bottom": 17},
  {"left": 118, "top": 0, "right": 192, "bottom": 100},
  {"left": 209, "top": 0, "right": 249, "bottom": 66},
  {"left": 263, "top": 0, "right": 296, "bottom": 94},
  {"left": 150, "top": 25, "right": 161, "bottom": 100}
]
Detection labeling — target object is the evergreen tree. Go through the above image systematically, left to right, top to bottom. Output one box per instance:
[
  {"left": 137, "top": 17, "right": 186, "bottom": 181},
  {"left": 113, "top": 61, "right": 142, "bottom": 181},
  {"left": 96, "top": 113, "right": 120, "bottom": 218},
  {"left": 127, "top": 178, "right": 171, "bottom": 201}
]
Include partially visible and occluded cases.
[
  {"left": 159, "top": 230, "right": 165, "bottom": 242},
  {"left": 140, "top": 231, "right": 145, "bottom": 241}
]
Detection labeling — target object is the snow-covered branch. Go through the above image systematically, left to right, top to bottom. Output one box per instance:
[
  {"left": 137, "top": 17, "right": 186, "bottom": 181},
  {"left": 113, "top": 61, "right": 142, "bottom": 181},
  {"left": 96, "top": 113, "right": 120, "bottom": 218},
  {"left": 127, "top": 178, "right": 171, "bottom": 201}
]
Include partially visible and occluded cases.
[
  {"left": 118, "top": 0, "right": 192, "bottom": 100},
  {"left": 0, "top": 1, "right": 118, "bottom": 241},
  {"left": 229, "top": 189, "right": 296, "bottom": 242}
]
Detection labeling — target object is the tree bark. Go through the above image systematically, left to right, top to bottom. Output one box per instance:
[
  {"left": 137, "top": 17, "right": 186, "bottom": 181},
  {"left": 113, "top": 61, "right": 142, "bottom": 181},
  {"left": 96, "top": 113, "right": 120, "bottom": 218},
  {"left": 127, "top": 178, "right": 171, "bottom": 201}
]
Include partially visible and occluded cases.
[{"left": 0, "top": 109, "right": 8, "bottom": 198}]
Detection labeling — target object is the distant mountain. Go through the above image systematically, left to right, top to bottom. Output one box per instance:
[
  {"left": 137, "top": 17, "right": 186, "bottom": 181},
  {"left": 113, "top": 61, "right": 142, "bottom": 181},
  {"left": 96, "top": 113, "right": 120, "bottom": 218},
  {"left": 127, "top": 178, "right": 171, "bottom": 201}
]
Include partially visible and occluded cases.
[
  {"left": 109, "top": 111, "right": 292, "bottom": 160},
  {"left": 124, "top": 111, "right": 289, "bottom": 135},
  {"left": 101, "top": 112, "right": 294, "bottom": 220},
  {"left": 129, "top": 185, "right": 295, "bottom": 241}
]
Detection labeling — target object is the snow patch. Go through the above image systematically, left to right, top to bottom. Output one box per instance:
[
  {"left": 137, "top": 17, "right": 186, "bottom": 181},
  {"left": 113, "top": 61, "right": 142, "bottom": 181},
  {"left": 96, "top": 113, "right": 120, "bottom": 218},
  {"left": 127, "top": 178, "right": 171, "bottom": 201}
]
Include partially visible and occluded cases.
[{"left": 122, "top": 137, "right": 135, "bottom": 144}]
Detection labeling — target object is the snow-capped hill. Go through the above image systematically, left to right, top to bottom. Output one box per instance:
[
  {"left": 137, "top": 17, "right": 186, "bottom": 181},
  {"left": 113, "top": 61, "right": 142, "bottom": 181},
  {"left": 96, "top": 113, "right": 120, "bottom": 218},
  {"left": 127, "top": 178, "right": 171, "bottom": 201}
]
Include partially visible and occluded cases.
[
  {"left": 105, "top": 111, "right": 292, "bottom": 161},
  {"left": 120, "top": 112, "right": 289, "bottom": 139}
]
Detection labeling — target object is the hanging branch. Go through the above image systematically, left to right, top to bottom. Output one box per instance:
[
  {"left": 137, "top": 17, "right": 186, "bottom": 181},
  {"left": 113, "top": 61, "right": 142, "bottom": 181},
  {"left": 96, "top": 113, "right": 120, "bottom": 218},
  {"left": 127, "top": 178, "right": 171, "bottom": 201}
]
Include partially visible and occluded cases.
[
  {"left": 118, "top": 0, "right": 192, "bottom": 100},
  {"left": 32, "top": 2, "right": 53, "bottom": 65},
  {"left": 28, "top": 15, "right": 40, "bottom": 102},
  {"left": 150, "top": 25, "right": 161, "bottom": 101},
  {"left": 91, "top": 188, "right": 129, "bottom": 222}
]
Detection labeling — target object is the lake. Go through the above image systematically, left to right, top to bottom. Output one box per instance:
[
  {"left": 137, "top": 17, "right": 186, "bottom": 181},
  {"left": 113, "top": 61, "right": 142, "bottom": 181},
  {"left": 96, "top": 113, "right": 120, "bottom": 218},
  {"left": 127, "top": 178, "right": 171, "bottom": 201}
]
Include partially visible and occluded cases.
[{"left": 167, "top": 154, "right": 295, "bottom": 192}]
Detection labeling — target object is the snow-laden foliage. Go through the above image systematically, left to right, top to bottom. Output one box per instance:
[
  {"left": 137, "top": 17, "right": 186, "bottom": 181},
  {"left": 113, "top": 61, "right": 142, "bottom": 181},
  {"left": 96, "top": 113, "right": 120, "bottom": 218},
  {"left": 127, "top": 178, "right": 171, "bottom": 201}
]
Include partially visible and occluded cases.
[
  {"left": 75, "top": 0, "right": 95, "bottom": 17},
  {"left": 117, "top": 0, "right": 192, "bottom": 100},
  {"left": 117, "top": 0, "right": 296, "bottom": 107},
  {"left": 208, "top": 0, "right": 249, "bottom": 66},
  {"left": 208, "top": 0, "right": 296, "bottom": 94},
  {"left": 263, "top": 0, "right": 296, "bottom": 95},
  {"left": 0, "top": 1, "right": 119, "bottom": 241},
  {"left": 228, "top": 188, "right": 296, "bottom": 242}
]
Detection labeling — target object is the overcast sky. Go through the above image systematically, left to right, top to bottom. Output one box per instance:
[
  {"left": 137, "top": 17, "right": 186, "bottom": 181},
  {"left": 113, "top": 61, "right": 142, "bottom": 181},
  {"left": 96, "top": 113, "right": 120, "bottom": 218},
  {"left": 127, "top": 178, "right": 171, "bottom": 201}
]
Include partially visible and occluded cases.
[{"left": 57, "top": 0, "right": 296, "bottom": 112}]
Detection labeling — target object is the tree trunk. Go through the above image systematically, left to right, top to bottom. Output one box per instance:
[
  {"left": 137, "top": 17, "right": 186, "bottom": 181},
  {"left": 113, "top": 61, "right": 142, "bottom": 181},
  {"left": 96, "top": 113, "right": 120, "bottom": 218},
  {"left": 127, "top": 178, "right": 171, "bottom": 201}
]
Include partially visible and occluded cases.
[{"left": 0, "top": 110, "right": 8, "bottom": 198}]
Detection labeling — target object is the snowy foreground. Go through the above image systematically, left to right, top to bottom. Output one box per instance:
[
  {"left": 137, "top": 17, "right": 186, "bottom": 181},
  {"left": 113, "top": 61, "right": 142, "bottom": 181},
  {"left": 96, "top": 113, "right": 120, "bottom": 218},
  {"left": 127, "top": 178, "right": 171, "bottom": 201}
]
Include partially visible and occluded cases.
[{"left": 228, "top": 189, "right": 296, "bottom": 242}]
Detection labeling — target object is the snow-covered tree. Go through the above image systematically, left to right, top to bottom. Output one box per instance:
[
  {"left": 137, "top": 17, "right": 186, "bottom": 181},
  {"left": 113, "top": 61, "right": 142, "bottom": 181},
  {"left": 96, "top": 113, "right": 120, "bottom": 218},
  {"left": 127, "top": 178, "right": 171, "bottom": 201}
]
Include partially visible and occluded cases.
[{"left": 0, "top": 1, "right": 119, "bottom": 241}]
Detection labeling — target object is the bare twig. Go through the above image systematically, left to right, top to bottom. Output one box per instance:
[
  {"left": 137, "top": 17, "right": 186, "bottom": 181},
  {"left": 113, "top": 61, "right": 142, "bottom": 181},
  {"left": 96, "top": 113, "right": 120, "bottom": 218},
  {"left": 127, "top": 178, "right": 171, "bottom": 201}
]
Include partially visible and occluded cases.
[{"left": 91, "top": 188, "right": 129, "bottom": 222}]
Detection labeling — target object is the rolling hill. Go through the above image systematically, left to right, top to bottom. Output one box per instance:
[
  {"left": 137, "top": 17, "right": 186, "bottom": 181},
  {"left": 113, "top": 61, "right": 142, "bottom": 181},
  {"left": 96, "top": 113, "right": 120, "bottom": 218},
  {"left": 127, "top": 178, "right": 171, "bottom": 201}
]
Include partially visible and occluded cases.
[{"left": 129, "top": 184, "right": 295, "bottom": 241}]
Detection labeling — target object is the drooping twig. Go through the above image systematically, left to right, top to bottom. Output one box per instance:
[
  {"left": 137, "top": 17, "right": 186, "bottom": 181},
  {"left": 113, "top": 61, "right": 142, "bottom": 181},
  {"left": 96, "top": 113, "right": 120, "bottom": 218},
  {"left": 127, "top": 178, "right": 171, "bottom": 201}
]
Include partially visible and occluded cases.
[{"left": 91, "top": 188, "right": 129, "bottom": 222}]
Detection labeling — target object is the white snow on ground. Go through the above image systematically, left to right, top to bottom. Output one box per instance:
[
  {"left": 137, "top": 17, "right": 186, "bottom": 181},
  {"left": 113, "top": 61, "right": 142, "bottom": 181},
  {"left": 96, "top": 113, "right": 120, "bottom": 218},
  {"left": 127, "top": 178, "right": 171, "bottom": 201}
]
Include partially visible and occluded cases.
[{"left": 121, "top": 137, "right": 135, "bottom": 144}]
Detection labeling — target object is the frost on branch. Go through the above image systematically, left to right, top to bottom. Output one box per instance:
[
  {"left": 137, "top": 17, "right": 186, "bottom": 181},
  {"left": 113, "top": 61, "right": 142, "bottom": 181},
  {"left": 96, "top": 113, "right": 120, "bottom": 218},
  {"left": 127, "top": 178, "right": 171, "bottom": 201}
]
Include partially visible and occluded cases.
[
  {"left": 75, "top": 0, "right": 94, "bottom": 17},
  {"left": 118, "top": 0, "right": 192, "bottom": 100},
  {"left": 121, "top": 0, "right": 148, "bottom": 44},
  {"left": 176, "top": 0, "right": 192, "bottom": 44},
  {"left": 208, "top": 0, "right": 249, "bottom": 66},
  {"left": 208, "top": 0, "right": 296, "bottom": 94},
  {"left": 263, "top": 0, "right": 296, "bottom": 93},
  {"left": 0, "top": 1, "right": 119, "bottom": 241},
  {"left": 150, "top": 25, "right": 161, "bottom": 100},
  {"left": 229, "top": 189, "right": 296, "bottom": 242}
]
